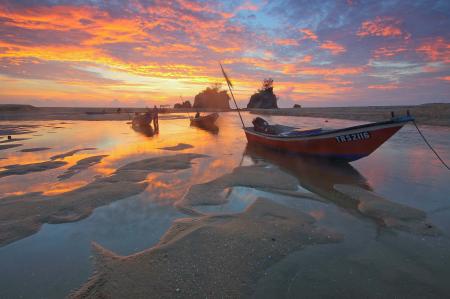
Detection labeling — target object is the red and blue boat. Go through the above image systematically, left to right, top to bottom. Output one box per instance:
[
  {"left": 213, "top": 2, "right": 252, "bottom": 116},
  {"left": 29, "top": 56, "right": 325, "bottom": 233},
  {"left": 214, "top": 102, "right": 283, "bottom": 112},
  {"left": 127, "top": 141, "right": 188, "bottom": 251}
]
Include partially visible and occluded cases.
[
  {"left": 219, "top": 63, "right": 414, "bottom": 162},
  {"left": 244, "top": 115, "right": 414, "bottom": 161}
]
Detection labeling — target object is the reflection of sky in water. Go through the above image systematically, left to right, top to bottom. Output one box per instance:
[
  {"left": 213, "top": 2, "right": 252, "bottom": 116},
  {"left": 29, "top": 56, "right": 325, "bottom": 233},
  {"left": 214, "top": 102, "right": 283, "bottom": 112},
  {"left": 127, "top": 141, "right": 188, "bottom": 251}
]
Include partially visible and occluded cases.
[{"left": 0, "top": 113, "right": 450, "bottom": 298}]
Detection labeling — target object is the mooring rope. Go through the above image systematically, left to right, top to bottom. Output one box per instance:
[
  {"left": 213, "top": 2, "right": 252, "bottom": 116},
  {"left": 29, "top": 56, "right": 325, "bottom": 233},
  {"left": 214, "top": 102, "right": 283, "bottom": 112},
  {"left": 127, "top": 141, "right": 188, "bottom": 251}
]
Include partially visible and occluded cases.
[{"left": 412, "top": 120, "right": 449, "bottom": 170}]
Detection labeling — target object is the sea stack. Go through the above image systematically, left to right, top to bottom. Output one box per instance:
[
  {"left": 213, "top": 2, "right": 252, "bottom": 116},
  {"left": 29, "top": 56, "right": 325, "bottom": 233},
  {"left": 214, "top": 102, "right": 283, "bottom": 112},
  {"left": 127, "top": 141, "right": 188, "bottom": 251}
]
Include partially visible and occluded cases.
[
  {"left": 247, "top": 78, "right": 278, "bottom": 109},
  {"left": 193, "top": 84, "right": 230, "bottom": 109}
]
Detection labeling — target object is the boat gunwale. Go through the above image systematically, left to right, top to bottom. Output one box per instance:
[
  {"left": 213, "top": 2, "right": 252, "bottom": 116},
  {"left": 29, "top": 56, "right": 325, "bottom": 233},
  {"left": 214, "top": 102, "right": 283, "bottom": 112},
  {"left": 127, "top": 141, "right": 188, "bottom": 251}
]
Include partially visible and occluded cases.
[
  {"left": 190, "top": 112, "right": 219, "bottom": 123},
  {"left": 244, "top": 116, "right": 413, "bottom": 141}
]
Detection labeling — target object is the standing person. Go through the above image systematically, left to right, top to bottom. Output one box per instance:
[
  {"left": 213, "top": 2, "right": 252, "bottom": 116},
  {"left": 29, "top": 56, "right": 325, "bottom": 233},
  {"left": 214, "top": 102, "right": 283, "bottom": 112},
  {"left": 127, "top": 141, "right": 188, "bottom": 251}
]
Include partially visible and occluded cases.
[{"left": 153, "top": 105, "right": 159, "bottom": 133}]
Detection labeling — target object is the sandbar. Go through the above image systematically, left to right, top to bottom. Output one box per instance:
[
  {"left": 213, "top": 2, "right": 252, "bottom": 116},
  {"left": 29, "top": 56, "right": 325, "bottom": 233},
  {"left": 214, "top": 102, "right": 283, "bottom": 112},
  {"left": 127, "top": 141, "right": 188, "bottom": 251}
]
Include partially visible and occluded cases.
[
  {"left": 158, "top": 143, "right": 194, "bottom": 151},
  {"left": 20, "top": 147, "right": 51, "bottom": 152},
  {"left": 50, "top": 148, "right": 97, "bottom": 160},
  {"left": 0, "top": 153, "right": 206, "bottom": 246},
  {"left": 58, "top": 155, "right": 108, "bottom": 180},
  {"left": 70, "top": 198, "right": 342, "bottom": 298}
]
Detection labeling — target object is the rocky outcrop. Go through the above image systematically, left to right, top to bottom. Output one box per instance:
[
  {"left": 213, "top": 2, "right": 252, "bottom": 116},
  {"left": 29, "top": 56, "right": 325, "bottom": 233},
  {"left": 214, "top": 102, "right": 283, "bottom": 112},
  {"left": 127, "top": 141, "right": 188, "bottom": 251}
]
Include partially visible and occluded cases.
[
  {"left": 193, "top": 87, "right": 230, "bottom": 109},
  {"left": 247, "top": 87, "right": 278, "bottom": 109},
  {"left": 173, "top": 100, "right": 191, "bottom": 109},
  {"left": 0, "top": 104, "right": 38, "bottom": 112}
]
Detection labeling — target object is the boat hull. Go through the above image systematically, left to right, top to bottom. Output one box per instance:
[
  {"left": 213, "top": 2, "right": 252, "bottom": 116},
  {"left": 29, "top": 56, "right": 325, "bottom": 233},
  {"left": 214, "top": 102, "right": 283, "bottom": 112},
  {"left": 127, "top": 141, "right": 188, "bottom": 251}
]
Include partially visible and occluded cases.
[
  {"left": 190, "top": 113, "right": 219, "bottom": 130},
  {"left": 244, "top": 118, "right": 411, "bottom": 161}
]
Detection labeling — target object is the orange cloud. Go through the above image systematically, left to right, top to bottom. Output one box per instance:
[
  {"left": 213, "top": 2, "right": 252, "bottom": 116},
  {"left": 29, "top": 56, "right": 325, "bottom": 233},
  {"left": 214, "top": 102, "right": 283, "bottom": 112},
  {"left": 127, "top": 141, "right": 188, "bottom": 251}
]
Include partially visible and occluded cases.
[
  {"left": 357, "top": 16, "right": 404, "bottom": 38},
  {"left": 300, "top": 28, "right": 318, "bottom": 41},
  {"left": 416, "top": 37, "right": 450, "bottom": 63},
  {"left": 275, "top": 38, "right": 298, "bottom": 46},
  {"left": 319, "top": 41, "right": 346, "bottom": 55},
  {"left": 301, "top": 55, "right": 313, "bottom": 63},
  {"left": 439, "top": 76, "right": 450, "bottom": 81},
  {"left": 368, "top": 83, "right": 399, "bottom": 90}
]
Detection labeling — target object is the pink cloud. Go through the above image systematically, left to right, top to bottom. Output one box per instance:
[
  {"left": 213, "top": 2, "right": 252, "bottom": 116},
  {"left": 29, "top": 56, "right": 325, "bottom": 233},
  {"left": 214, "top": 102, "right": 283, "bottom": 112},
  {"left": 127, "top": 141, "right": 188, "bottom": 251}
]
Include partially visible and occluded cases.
[
  {"left": 357, "top": 16, "right": 404, "bottom": 38},
  {"left": 299, "top": 28, "right": 318, "bottom": 41},
  {"left": 416, "top": 37, "right": 450, "bottom": 63},
  {"left": 319, "top": 41, "right": 346, "bottom": 55}
]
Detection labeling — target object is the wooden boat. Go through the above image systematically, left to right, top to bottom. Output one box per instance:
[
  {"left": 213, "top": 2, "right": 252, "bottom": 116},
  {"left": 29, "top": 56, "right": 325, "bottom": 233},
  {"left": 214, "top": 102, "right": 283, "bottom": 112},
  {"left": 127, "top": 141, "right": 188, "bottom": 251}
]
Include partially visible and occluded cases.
[
  {"left": 131, "top": 113, "right": 155, "bottom": 136},
  {"left": 132, "top": 113, "right": 152, "bottom": 127},
  {"left": 190, "top": 113, "right": 219, "bottom": 130},
  {"left": 244, "top": 115, "right": 414, "bottom": 161}
]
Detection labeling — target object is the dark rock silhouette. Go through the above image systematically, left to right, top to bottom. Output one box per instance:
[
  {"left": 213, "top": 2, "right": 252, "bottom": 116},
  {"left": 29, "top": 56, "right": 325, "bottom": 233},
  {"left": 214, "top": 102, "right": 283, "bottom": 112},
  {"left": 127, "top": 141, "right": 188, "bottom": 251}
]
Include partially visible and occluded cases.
[
  {"left": 247, "top": 78, "right": 278, "bottom": 109},
  {"left": 193, "top": 84, "right": 230, "bottom": 109},
  {"left": 174, "top": 100, "right": 192, "bottom": 109},
  {"left": 0, "top": 104, "right": 38, "bottom": 112},
  {"left": 293, "top": 104, "right": 302, "bottom": 108}
]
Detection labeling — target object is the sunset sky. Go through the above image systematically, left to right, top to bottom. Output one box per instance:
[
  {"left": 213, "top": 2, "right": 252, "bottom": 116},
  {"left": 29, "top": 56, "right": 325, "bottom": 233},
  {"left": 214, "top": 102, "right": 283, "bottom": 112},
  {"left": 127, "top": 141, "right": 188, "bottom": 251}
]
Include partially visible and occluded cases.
[{"left": 0, "top": 0, "right": 449, "bottom": 107}]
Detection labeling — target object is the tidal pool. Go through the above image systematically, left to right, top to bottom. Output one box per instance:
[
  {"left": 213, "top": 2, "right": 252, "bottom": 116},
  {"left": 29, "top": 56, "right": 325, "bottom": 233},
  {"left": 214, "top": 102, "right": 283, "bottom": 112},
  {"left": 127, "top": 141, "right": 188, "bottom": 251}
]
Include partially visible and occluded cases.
[{"left": 0, "top": 113, "right": 449, "bottom": 298}]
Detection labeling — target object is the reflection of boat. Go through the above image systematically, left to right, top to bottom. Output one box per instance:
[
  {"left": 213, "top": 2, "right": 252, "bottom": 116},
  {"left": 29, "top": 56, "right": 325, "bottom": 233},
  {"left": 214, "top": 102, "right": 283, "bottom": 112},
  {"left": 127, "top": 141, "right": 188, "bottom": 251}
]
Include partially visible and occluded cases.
[
  {"left": 190, "top": 113, "right": 219, "bottom": 131},
  {"left": 244, "top": 116, "right": 413, "bottom": 161},
  {"left": 132, "top": 124, "right": 154, "bottom": 137},
  {"left": 244, "top": 143, "right": 440, "bottom": 236},
  {"left": 244, "top": 144, "right": 371, "bottom": 209}
]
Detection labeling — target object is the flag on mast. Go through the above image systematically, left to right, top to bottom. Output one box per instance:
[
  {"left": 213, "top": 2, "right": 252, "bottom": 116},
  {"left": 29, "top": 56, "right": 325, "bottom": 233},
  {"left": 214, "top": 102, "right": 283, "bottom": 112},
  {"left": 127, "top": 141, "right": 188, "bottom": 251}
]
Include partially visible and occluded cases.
[
  {"left": 219, "top": 62, "right": 245, "bottom": 128},
  {"left": 220, "top": 63, "right": 233, "bottom": 89}
]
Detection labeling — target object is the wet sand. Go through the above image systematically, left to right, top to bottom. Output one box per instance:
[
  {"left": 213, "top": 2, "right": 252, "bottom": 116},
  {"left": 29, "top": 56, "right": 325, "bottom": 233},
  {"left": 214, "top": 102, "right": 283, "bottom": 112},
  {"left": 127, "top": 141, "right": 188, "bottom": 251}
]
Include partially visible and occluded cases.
[
  {"left": 0, "top": 116, "right": 449, "bottom": 298},
  {"left": 0, "top": 143, "right": 22, "bottom": 150},
  {"left": 158, "top": 143, "right": 194, "bottom": 151},
  {"left": 20, "top": 147, "right": 51, "bottom": 152},
  {"left": 0, "top": 154, "right": 205, "bottom": 246},
  {"left": 57, "top": 155, "right": 108, "bottom": 180},
  {"left": 0, "top": 160, "right": 67, "bottom": 178},
  {"left": 177, "top": 163, "right": 322, "bottom": 215},
  {"left": 334, "top": 184, "right": 439, "bottom": 236},
  {"left": 71, "top": 198, "right": 342, "bottom": 298}
]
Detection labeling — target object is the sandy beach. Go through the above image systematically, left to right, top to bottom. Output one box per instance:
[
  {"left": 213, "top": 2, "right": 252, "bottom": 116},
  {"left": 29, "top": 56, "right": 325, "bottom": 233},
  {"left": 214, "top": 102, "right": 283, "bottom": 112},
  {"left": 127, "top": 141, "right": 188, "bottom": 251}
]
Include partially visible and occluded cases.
[
  {"left": 1, "top": 103, "right": 450, "bottom": 127},
  {"left": 248, "top": 103, "right": 450, "bottom": 127},
  {"left": 0, "top": 113, "right": 449, "bottom": 298}
]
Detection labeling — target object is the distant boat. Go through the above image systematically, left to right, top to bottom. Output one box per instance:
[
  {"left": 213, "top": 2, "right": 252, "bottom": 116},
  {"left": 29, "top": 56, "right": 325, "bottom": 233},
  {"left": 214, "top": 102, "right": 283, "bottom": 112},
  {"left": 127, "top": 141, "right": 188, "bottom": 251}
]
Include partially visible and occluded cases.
[
  {"left": 190, "top": 113, "right": 219, "bottom": 131},
  {"left": 244, "top": 115, "right": 414, "bottom": 161}
]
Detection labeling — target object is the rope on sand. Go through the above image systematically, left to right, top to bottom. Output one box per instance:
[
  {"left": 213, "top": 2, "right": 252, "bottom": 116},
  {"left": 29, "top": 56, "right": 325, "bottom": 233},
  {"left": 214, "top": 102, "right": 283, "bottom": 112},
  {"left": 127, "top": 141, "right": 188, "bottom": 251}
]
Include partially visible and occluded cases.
[{"left": 413, "top": 120, "right": 449, "bottom": 170}]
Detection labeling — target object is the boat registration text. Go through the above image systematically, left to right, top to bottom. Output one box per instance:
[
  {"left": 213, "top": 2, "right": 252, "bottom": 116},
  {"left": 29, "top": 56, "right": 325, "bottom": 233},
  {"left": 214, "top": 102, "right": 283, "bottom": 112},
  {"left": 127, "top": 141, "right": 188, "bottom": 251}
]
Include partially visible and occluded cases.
[{"left": 335, "top": 132, "right": 370, "bottom": 143}]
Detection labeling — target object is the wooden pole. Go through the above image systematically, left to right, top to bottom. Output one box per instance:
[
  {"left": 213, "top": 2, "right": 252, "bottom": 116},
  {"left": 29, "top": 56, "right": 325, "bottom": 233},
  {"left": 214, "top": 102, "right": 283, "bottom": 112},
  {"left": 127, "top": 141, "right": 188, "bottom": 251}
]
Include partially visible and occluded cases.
[{"left": 220, "top": 63, "right": 245, "bottom": 128}]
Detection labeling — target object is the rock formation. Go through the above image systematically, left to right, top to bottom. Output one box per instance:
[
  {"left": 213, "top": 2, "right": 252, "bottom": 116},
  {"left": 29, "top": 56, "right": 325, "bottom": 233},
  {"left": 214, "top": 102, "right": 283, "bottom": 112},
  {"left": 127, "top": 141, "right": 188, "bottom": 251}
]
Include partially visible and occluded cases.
[
  {"left": 247, "top": 78, "right": 278, "bottom": 109},
  {"left": 193, "top": 84, "right": 230, "bottom": 109},
  {"left": 173, "top": 100, "right": 191, "bottom": 109}
]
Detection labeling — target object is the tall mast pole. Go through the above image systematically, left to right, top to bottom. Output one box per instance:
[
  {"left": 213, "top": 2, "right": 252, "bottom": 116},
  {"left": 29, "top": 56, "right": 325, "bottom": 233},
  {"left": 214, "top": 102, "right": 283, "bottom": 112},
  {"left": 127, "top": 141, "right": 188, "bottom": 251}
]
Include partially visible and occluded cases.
[{"left": 220, "top": 63, "right": 245, "bottom": 128}]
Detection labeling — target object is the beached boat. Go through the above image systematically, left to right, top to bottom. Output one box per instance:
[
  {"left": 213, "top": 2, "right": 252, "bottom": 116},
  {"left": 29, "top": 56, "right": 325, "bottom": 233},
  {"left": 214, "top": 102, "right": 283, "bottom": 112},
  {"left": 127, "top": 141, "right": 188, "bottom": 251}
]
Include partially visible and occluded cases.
[
  {"left": 218, "top": 63, "right": 417, "bottom": 162},
  {"left": 132, "top": 112, "right": 153, "bottom": 127},
  {"left": 190, "top": 113, "right": 219, "bottom": 131},
  {"left": 244, "top": 115, "right": 414, "bottom": 161}
]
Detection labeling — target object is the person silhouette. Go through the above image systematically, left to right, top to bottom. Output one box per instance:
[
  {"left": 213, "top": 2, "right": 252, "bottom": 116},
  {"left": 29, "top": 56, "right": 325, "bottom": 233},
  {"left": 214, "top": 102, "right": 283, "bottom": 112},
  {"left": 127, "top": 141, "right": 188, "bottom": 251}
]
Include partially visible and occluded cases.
[{"left": 153, "top": 105, "right": 159, "bottom": 133}]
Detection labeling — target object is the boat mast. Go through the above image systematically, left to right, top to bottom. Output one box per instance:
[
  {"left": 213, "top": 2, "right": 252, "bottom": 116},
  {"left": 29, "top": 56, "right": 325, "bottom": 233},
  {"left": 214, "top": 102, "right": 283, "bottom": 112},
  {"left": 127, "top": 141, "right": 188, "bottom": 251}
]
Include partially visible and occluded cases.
[{"left": 220, "top": 63, "right": 245, "bottom": 128}]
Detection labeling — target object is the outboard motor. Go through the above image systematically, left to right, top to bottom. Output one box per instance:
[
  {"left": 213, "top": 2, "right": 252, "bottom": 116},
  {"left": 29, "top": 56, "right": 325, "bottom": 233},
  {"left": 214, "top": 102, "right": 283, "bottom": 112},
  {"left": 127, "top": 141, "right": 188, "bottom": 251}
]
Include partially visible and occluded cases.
[{"left": 252, "top": 117, "right": 275, "bottom": 134}]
